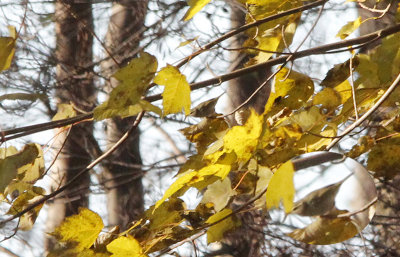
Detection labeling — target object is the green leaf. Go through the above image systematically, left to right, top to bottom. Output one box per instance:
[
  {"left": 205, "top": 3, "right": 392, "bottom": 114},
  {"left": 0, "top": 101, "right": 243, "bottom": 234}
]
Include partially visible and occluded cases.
[
  {"left": 183, "top": 0, "right": 212, "bottom": 21},
  {"left": 336, "top": 17, "right": 362, "bottom": 39},
  {"left": 0, "top": 26, "right": 16, "bottom": 71},
  {"left": 93, "top": 52, "right": 159, "bottom": 120},
  {"left": 154, "top": 64, "right": 191, "bottom": 116},
  {"left": 0, "top": 144, "right": 39, "bottom": 193},
  {"left": 266, "top": 160, "right": 295, "bottom": 213},
  {"left": 52, "top": 208, "right": 104, "bottom": 251},
  {"left": 205, "top": 208, "right": 240, "bottom": 244},
  {"left": 107, "top": 236, "right": 147, "bottom": 257}
]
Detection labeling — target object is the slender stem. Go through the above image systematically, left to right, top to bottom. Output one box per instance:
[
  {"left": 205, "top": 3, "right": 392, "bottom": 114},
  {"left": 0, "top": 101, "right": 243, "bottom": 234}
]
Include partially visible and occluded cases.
[{"left": 326, "top": 72, "right": 400, "bottom": 150}]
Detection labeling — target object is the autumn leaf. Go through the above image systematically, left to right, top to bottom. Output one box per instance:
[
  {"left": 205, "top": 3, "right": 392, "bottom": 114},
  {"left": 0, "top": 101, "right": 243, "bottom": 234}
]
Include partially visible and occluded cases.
[
  {"left": 183, "top": 0, "right": 212, "bottom": 21},
  {"left": 336, "top": 17, "right": 362, "bottom": 39},
  {"left": 0, "top": 26, "right": 17, "bottom": 71},
  {"left": 93, "top": 52, "right": 160, "bottom": 120},
  {"left": 321, "top": 58, "right": 359, "bottom": 88},
  {"left": 154, "top": 64, "right": 191, "bottom": 116},
  {"left": 264, "top": 68, "right": 314, "bottom": 116},
  {"left": 313, "top": 88, "right": 342, "bottom": 111},
  {"left": 52, "top": 104, "right": 76, "bottom": 121},
  {"left": 223, "top": 109, "right": 263, "bottom": 162},
  {"left": 367, "top": 143, "right": 400, "bottom": 178},
  {"left": 0, "top": 144, "right": 39, "bottom": 193},
  {"left": 266, "top": 160, "right": 295, "bottom": 213},
  {"left": 201, "top": 178, "right": 236, "bottom": 212},
  {"left": 7, "top": 186, "right": 45, "bottom": 230},
  {"left": 146, "top": 198, "right": 185, "bottom": 230},
  {"left": 52, "top": 208, "right": 104, "bottom": 251},
  {"left": 206, "top": 208, "right": 240, "bottom": 244},
  {"left": 288, "top": 214, "right": 358, "bottom": 245},
  {"left": 107, "top": 236, "right": 147, "bottom": 257}
]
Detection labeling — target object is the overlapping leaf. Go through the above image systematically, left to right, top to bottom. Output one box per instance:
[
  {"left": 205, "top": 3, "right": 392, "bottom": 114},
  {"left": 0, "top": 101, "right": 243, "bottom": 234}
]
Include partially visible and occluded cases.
[
  {"left": 0, "top": 26, "right": 16, "bottom": 71},
  {"left": 94, "top": 52, "right": 160, "bottom": 120},
  {"left": 154, "top": 64, "right": 191, "bottom": 116}
]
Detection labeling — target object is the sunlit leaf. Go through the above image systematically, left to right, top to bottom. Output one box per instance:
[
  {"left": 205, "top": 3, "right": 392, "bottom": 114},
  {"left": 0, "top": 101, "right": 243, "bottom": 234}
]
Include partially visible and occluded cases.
[
  {"left": 183, "top": 0, "right": 212, "bottom": 21},
  {"left": 336, "top": 17, "right": 362, "bottom": 39},
  {"left": 0, "top": 26, "right": 17, "bottom": 71},
  {"left": 177, "top": 36, "right": 199, "bottom": 48},
  {"left": 94, "top": 52, "right": 158, "bottom": 120},
  {"left": 154, "top": 64, "right": 191, "bottom": 116},
  {"left": 264, "top": 68, "right": 314, "bottom": 116},
  {"left": 313, "top": 88, "right": 341, "bottom": 111},
  {"left": 52, "top": 103, "right": 76, "bottom": 121},
  {"left": 223, "top": 109, "right": 263, "bottom": 162},
  {"left": 266, "top": 160, "right": 295, "bottom": 213},
  {"left": 254, "top": 165, "right": 273, "bottom": 207},
  {"left": 201, "top": 178, "right": 236, "bottom": 212},
  {"left": 146, "top": 198, "right": 185, "bottom": 230},
  {"left": 52, "top": 208, "right": 104, "bottom": 251},
  {"left": 206, "top": 208, "right": 240, "bottom": 244},
  {"left": 107, "top": 236, "right": 147, "bottom": 257}
]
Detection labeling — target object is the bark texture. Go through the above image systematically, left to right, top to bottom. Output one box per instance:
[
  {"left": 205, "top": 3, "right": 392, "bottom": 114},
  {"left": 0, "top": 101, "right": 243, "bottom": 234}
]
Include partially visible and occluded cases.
[
  {"left": 45, "top": 0, "right": 94, "bottom": 251},
  {"left": 102, "top": 0, "right": 148, "bottom": 229}
]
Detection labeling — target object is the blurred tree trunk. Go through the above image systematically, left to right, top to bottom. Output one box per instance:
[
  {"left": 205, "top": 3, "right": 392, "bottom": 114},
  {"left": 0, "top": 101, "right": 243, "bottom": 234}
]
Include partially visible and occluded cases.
[
  {"left": 45, "top": 0, "right": 95, "bottom": 251},
  {"left": 101, "top": 0, "right": 148, "bottom": 230},
  {"left": 358, "top": 1, "right": 400, "bottom": 255},
  {"left": 214, "top": 5, "right": 270, "bottom": 257}
]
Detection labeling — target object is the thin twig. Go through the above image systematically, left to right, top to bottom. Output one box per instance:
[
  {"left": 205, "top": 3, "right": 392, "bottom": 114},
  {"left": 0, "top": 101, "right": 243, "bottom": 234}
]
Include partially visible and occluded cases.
[
  {"left": 326, "top": 72, "right": 400, "bottom": 150},
  {"left": 0, "top": 112, "right": 145, "bottom": 227}
]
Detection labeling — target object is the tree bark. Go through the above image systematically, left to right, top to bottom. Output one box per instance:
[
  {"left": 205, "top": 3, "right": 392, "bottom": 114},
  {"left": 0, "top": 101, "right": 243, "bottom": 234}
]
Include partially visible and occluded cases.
[
  {"left": 45, "top": 0, "right": 94, "bottom": 252},
  {"left": 101, "top": 0, "right": 148, "bottom": 230}
]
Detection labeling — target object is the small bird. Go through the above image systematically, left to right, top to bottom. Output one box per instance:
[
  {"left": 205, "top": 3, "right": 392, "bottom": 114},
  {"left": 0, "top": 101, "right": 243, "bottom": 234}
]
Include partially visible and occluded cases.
[{"left": 290, "top": 173, "right": 353, "bottom": 217}]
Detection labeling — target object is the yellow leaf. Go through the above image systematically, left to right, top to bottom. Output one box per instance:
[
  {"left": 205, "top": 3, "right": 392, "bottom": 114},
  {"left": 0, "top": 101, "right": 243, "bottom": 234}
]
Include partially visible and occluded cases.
[
  {"left": 183, "top": 0, "right": 212, "bottom": 21},
  {"left": 336, "top": 17, "right": 362, "bottom": 39},
  {"left": 0, "top": 26, "right": 17, "bottom": 71},
  {"left": 177, "top": 36, "right": 199, "bottom": 48},
  {"left": 94, "top": 52, "right": 158, "bottom": 120},
  {"left": 154, "top": 65, "right": 191, "bottom": 116},
  {"left": 264, "top": 68, "right": 314, "bottom": 116},
  {"left": 334, "top": 80, "right": 352, "bottom": 104},
  {"left": 313, "top": 88, "right": 341, "bottom": 111},
  {"left": 0, "top": 93, "right": 42, "bottom": 102},
  {"left": 52, "top": 104, "right": 76, "bottom": 121},
  {"left": 289, "top": 106, "right": 324, "bottom": 131},
  {"left": 223, "top": 109, "right": 263, "bottom": 162},
  {"left": 18, "top": 143, "right": 44, "bottom": 183},
  {"left": 367, "top": 143, "right": 400, "bottom": 179},
  {"left": 0, "top": 144, "right": 39, "bottom": 193},
  {"left": 266, "top": 160, "right": 295, "bottom": 213},
  {"left": 198, "top": 163, "right": 231, "bottom": 179},
  {"left": 254, "top": 165, "right": 273, "bottom": 207},
  {"left": 154, "top": 170, "right": 197, "bottom": 209},
  {"left": 201, "top": 178, "right": 236, "bottom": 212},
  {"left": 7, "top": 186, "right": 45, "bottom": 230},
  {"left": 146, "top": 198, "right": 185, "bottom": 230},
  {"left": 53, "top": 208, "right": 104, "bottom": 251},
  {"left": 206, "top": 208, "right": 240, "bottom": 244},
  {"left": 288, "top": 215, "right": 358, "bottom": 245},
  {"left": 107, "top": 236, "right": 147, "bottom": 257}
]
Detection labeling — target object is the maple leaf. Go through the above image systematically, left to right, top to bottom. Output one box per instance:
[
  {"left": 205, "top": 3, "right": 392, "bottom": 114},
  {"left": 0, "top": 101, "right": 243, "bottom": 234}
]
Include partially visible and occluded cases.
[{"left": 154, "top": 64, "right": 191, "bottom": 116}]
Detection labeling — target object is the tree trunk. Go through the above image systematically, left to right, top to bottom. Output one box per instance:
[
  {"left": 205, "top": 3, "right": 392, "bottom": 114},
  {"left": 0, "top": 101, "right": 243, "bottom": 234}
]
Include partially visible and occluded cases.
[
  {"left": 45, "top": 0, "right": 94, "bottom": 251},
  {"left": 101, "top": 0, "right": 148, "bottom": 230},
  {"left": 213, "top": 5, "right": 270, "bottom": 257}
]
